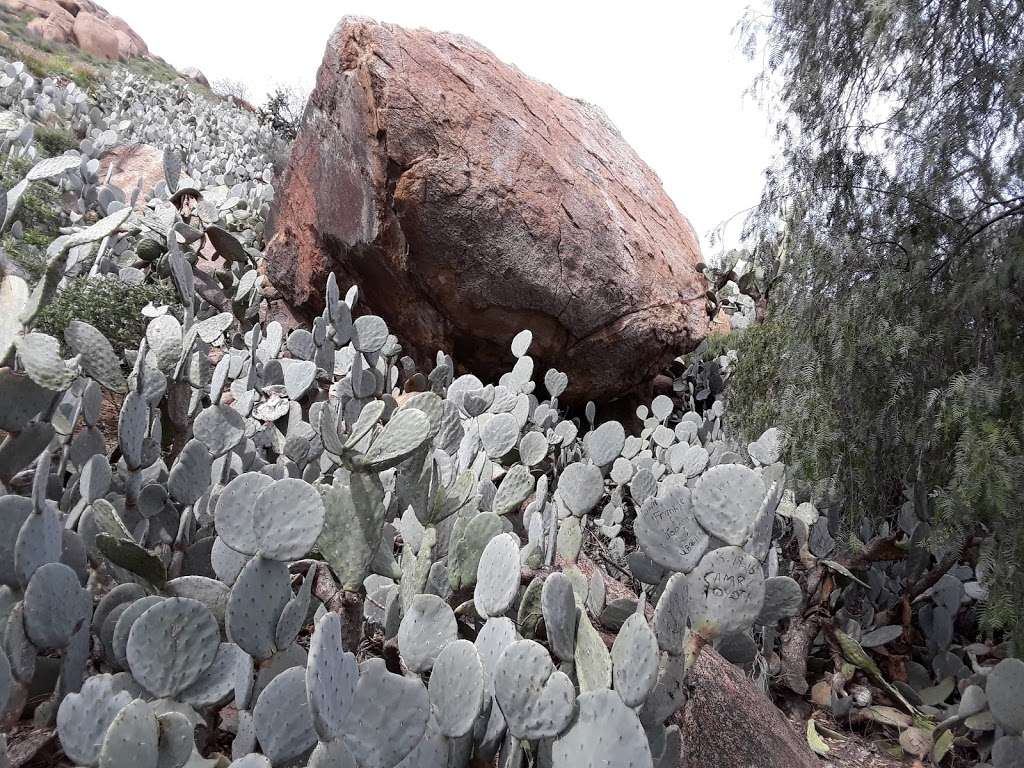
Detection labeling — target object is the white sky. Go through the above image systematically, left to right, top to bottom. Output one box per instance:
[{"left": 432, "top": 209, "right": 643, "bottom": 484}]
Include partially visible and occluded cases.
[{"left": 101, "top": 1, "right": 775, "bottom": 257}]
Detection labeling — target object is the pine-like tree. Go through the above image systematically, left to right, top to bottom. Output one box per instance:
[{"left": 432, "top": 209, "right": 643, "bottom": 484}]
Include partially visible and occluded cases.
[{"left": 737, "top": 0, "right": 1024, "bottom": 641}]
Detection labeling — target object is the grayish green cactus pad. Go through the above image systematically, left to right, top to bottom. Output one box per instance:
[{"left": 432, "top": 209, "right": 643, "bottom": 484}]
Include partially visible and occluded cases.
[
  {"left": 191, "top": 405, "right": 242, "bottom": 460},
  {"left": 481, "top": 413, "right": 519, "bottom": 459},
  {"left": 587, "top": 420, "right": 625, "bottom": 467},
  {"left": 167, "top": 439, "right": 212, "bottom": 505},
  {"left": 558, "top": 462, "right": 604, "bottom": 517},
  {"left": 491, "top": 464, "right": 535, "bottom": 516},
  {"left": 692, "top": 464, "right": 766, "bottom": 546},
  {"left": 215, "top": 472, "right": 274, "bottom": 556},
  {"left": 318, "top": 473, "right": 386, "bottom": 591},
  {"left": 252, "top": 477, "right": 325, "bottom": 561},
  {"left": 635, "top": 487, "right": 708, "bottom": 573},
  {"left": 0, "top": 495, "right": 31, "bottom": 588},
  {"left": 14, "top": 501, "right": 61, "bottom": 587},
  {"left": 449, "top": 511, "right": 504, "bottom": 591},
  {"left": 474, "top": 533, "right": 521, "bottom": 618},
  {"left": 688, "top": 546, "right": 766, "bottom": 640},
  {"left": 226, "top": 554, "right": 292, "bottom": 660},
  {"left": 275, "top": 563, "right": 316, "bottom": 650},
  {"left": 541, "top": 571, "right": 578, "bottom": 662},
  {"left": 653, "top": 573, "right": 689, "bottom": 655},
  {"left": 755, "top": 575, "right": 803, "bottom": 626},
  {"left": 397, "top": 593, "right": 457, "bottom": 673},
  {"left": 112, "top": 596, "right": 165, "bottom": 669},
  {"left": 127, "top": 597, "right": 220, "bottom": 697},
  {"left": 574, "top": 610, "right": 612, "bottom": 692},
  {"left": 307, "top": 612, "right": 359, "bottom": 742},
  {"left": 611, "top": 613, "right": 659, "bottom": 707},
  {"left": 476, "top": 616, "right": 519, "bottom": 699},
  {"left": 429, "top": 638, "right": 485, "bottom": 739},
  {"left": 494, "top": 639, "right": 575, "bottom": 739},
  {"left": 178, "top": 642, "right": 251, "bottom": 709},
  {"left": 638, "top": 654, "right": 688, "bottom": 728},
  {"left": 340, "top": 658, "right": 430, "bottom": 768},
  {"left": 987, "top": 658, "right": 1024, "bottom": 735},
  {"left": 253, "top": 665, "right": 317, "bottom": 764},
  {"left": 57, "top": 673, "right": 134, "bottom": 767},
  {"left": 552, "top": 689, "right": 653, "bottom": 768},
  {"left": 98, "top": 698, "right": 159, "bottom": 768},
  {"left": 155, "top": 711, "right": 195, "bottom": 768},
  {"left": 308, "top": 739, "right": 358, "bottom": 768}
]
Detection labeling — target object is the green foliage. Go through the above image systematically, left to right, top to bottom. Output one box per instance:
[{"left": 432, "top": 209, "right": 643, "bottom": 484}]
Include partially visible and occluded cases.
[
  {"left": 739, "top": 0, "right": 1024, "bottom": 641},
  {"left": 258, "top": 86, "right": 304, "bottom": 141},
  {"left": 35, "top": 124, "right": 79, "bottom": 157},
  {"left": 0, "top": 157, "right": 63, "bottom": 283},
  {"left": 35, "top": 276, "right": 179, "bottom": 354}
]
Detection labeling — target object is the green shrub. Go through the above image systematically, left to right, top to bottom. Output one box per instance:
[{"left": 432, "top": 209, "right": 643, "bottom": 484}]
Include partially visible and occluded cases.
[
  {"left": 35, "top": 124, "right": 79, "bottom": 157},
  {"left": 35, "top": 276, "right": 180, "bottom": 354}
]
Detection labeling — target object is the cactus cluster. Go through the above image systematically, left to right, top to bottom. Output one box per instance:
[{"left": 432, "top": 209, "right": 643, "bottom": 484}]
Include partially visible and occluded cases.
[{"left": 0, "top": 52, "right": 1019, "bottom": 768}]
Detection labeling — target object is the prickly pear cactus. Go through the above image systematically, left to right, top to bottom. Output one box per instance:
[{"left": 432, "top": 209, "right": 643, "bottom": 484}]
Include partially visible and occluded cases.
[{"left": 0, "top": 47, "right": 1006, "bottom": 768}]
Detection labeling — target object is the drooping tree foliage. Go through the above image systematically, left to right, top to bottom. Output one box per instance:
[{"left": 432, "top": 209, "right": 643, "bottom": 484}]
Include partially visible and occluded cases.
[{"left": 737, "top": 0, "right": 1024, "bottom": 641}]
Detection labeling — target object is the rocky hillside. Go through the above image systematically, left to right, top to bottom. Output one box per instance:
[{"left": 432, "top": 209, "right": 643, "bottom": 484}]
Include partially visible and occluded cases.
[
  {"left": 0, "top": 0, "right": 208, "bottom": 89},
  {"left": 0, "top": 8, "right": 1020, "bottom": 768}
]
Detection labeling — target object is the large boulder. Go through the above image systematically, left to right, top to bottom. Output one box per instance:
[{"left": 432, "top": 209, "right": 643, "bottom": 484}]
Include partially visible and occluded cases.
[
  {"left": 72, "top": 10, "right": 119, "bottom": 60},
  {"left": 265, "top": 17, "right": 708, "bottom": 403}
]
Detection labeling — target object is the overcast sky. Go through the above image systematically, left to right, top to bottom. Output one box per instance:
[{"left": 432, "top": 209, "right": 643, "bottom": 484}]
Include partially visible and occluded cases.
[{"left": 101, "top": 1, "right": 775, "bottom": 257}]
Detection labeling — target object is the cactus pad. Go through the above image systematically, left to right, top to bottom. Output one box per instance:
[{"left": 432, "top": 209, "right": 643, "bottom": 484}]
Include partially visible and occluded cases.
[
  {"left": 557, "top": 461, "right": 604, "bottom": 517},
  {"left": 692, "top": 464, "right": 766, "bottom": 546},
  {"left": 474, "top": 533, "right": 521, "bottom": 618},
  {"left": 688, "top": 546, "right": 765, "bottom": 640},
  {"left": 226, "top": 555, "right": 292, "bottom": 660},
  {"left": 541, "top": 572, "right": 578, "bottom": 661},
  {"left": 397, "top": 593, "right": 457, "bottom": 673},
  {"left": 126, "top": 597, "right": 220, "bottom": 697},
  {"left": 307, "top": 612, "right": 359, "bottom": 742},
  {"left": 611, "top": 613, "right": 660, "bottom": 707},
  {"left": 429, "top": 638, "right": 485, "bottom": 739},
  {"left": 494, "top": 639, "right": 575, "bottom": 739},
  {"left": 340, "top": 658, "right": 430, "bottom": 768},
  {"left": 253, "top": 666, "right": 317, "bottom": 764},
  {"left": 57, "top": 673, "right": 134, "bottom": 766},
  {"left": 551, "top": 689, "right": 652, "bottom": 768},
  {"left": 98, "top": 698, "right": 159, "bottom": 768}
]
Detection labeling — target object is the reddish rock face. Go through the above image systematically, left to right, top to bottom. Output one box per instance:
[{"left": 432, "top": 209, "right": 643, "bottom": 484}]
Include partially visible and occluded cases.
[
  {"left": 72, "top": 10, "right": 119, "bottom": 60},
  {"left": 26, "top": 13, "right": 71, "bottom": 44},
  {"left": 266, "top": 18, "right": 708, "bottom": 403},
  {"left": 99, "top": 143, "right": 164, "bottom": 204}
]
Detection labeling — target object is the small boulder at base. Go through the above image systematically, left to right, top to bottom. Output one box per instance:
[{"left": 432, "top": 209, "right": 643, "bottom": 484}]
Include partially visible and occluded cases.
[
  {"left": 72, "top": 11, "right": 119, "bottom": 60},
  {"left": 265, "top": 17, "right": 709, "bottom": 404},
  {"left": 681, "top": 647, "right": 819, "bottom": 768}
]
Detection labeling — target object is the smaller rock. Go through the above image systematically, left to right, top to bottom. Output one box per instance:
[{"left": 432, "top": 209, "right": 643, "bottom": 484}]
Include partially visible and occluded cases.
[
  {"left": 1, "top": 0, "right": 63, "bottom": 16},
  {"left": 72, "top": 11, "right": 120, "bottom": 60},
  {"left": 27, "top": 14, "right": 70, "bottom": 45},
  {"left": 106, "top": 15, "right": 148, "bottom": 58},
  {"left": 181, "top": 67, "right": 210, "bottom": 87},
  {"left": 99, "top": 144, "right": 165, "bottom": 204},
  {"left": 710, "top": 308, "right": 732, "bottom": 337}
]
